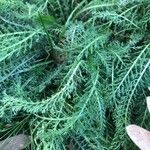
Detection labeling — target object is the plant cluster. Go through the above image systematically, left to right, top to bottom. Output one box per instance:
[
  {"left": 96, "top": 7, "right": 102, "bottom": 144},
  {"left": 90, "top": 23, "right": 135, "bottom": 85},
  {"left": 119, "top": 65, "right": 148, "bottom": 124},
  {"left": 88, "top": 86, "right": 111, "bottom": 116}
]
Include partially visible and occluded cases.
[{"left": 0, "top": 0, "right": 150, "bottom": 149}]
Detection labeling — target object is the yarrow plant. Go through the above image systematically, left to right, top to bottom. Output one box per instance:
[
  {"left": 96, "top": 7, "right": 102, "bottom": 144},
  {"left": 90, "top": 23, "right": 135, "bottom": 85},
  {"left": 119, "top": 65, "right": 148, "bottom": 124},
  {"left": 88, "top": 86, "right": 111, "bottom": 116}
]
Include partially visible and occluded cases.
[{"left": 0, "top": 0, "right": 150, "bottom": 149}]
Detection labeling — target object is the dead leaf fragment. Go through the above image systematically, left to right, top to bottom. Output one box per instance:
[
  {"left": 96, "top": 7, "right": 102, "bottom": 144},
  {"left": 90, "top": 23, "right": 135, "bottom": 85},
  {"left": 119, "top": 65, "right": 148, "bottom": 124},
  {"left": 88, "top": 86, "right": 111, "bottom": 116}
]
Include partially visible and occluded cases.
[
  {"left": 146, "top": 96, "right": 150, "bottom": 112},
  {"left": 126, "top": 125, "right": 150, "bottom": 150},
  {"left": 0, "top": 134, "right": 30, "bottom": 150}
]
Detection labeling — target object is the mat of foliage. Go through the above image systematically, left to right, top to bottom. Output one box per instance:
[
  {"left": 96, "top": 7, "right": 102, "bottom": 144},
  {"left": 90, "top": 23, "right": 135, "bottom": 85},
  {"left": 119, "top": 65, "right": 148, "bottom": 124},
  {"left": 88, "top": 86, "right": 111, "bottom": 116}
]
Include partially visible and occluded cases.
[{"left": 0, "top": 0, "right": 150, "bottom": 149}]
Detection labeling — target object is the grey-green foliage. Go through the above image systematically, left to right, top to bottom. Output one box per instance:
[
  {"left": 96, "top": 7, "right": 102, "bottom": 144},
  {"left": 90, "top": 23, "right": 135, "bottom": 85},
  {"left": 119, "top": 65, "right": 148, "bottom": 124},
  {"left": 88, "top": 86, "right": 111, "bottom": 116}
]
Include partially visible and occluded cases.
[{"left": 0, "top": 0, "right": 150, "bottom": 149}]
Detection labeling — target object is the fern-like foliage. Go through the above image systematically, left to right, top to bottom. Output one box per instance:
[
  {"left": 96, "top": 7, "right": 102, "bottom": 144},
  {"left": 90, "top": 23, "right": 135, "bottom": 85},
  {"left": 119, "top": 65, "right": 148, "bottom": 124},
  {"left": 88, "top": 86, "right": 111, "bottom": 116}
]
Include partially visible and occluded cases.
[{"left": 0, "top": 0, "right": 150, "bottom": 150}]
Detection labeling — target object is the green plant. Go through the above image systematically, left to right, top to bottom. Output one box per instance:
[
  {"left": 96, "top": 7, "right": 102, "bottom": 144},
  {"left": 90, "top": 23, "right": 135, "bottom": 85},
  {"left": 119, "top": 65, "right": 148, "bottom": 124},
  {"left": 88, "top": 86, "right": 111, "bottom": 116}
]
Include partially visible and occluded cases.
[{"left": 0, "top": 0, "right": 150, "bottom": 149}]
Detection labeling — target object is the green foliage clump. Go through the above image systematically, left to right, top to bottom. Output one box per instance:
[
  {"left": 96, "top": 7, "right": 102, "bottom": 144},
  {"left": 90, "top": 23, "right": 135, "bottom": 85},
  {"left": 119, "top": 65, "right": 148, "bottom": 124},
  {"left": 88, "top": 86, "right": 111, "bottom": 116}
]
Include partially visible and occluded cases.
[{"left": 0, "top": 0, "right": 150, "bottom": 149}]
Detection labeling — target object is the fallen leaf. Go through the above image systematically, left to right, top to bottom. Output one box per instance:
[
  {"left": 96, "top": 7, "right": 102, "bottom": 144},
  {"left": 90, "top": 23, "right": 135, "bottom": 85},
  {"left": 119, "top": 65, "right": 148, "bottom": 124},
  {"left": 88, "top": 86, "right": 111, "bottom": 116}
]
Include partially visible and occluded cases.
[
  {"left": 146, "top": 96, "right": 150, "bottom": 112},
  {"left": 126, "top": 125, "right": 150, "bottom": 150},
  {"left": 0, "top": 134, "right": 30, "bottom": 150}
]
